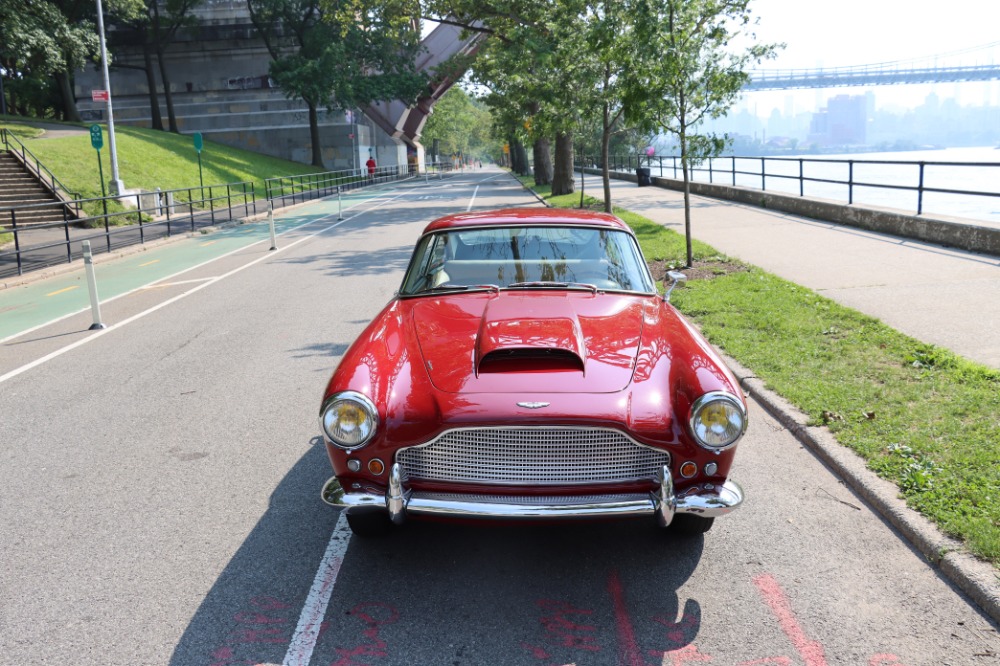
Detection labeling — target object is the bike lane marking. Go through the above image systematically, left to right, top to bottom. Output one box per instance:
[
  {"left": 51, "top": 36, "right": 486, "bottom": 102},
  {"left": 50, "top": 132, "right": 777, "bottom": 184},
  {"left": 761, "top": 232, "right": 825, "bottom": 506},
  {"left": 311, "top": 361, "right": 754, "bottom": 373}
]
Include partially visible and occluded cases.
[
  {"left": 0, "top": 184, "right": 419, "bottom": 344},
  {"left": 0, "top": 187, "right": 416, "bottom": 385}
]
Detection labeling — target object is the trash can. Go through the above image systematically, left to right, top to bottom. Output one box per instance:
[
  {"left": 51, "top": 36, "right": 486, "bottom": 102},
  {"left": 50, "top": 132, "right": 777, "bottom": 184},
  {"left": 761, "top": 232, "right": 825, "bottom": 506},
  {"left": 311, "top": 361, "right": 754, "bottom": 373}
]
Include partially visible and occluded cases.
[{"left": 636, "top": 167, "right": 651, "bottom": 187}]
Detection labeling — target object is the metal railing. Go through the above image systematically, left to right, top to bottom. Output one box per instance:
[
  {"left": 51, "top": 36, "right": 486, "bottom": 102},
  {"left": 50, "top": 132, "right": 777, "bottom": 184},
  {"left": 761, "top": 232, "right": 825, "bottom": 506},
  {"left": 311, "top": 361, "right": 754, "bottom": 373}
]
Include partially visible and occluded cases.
[
  {"left": 1, "top": 128, "right": 83, "bottom": 217},
  {"left": 581, "top": 154, "right": 1000, "bottom": 218},
  {"left": 1, "top": 160, "right": 459, "bottom": 279},
  {"left": 265, "top": 164, "right": 412, "bottom": 209},
  {"left": 0, "top": 181, "right": 258, "bottom": 278}
]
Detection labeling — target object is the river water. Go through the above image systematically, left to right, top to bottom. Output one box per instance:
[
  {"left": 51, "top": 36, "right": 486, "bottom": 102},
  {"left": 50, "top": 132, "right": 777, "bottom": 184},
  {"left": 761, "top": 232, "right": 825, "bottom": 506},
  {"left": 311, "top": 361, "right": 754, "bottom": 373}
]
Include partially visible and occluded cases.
[{"left": 683, "top": 146, "right": 1000, "bottom": 228}]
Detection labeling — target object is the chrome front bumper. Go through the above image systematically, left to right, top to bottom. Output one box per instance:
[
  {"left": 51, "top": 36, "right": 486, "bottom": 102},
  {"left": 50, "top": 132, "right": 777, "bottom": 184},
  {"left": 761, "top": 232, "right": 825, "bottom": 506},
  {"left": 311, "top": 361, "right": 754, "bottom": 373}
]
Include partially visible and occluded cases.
[{"left": 322, "top": 464, "right": 743, "bottom": 527}]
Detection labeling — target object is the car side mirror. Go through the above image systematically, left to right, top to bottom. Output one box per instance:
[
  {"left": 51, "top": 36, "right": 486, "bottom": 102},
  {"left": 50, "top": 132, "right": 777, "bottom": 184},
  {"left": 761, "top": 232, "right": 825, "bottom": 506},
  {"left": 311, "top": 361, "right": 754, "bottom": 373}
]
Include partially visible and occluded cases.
[{"left": 664, "top": 271, "right": 687, "bottom": 302}]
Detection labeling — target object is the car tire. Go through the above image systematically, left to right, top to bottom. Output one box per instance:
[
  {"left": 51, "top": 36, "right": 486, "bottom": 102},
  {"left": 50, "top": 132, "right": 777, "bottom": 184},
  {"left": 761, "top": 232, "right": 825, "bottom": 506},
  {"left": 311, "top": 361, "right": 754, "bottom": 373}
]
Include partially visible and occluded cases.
[
  {"left": 345, "top": 510, "right": 392, "bottom": 537},
  {"left": 669, "top": 514, "right": 714, "bottom": 535}
]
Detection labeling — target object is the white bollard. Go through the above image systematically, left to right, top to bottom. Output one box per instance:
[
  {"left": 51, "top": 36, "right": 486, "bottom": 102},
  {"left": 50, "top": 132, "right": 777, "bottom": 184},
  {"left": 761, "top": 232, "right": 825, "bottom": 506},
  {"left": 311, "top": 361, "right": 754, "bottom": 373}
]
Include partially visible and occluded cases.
[
  {"left": 337, "top": 187, "right": 343, "bottom": 221},
  {"left": 268, "top": 201, "right": 277, "bottom": 251},
  {"left": 82, "top": 241, "right": 106, "bottom": 330}
]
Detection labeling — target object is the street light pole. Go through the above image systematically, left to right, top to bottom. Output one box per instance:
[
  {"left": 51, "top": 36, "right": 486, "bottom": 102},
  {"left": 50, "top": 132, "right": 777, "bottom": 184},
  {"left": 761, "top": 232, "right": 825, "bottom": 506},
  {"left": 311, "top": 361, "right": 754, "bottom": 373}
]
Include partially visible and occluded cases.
[{"left": 95, "top": 0, "right": 125, "bottom": 195}]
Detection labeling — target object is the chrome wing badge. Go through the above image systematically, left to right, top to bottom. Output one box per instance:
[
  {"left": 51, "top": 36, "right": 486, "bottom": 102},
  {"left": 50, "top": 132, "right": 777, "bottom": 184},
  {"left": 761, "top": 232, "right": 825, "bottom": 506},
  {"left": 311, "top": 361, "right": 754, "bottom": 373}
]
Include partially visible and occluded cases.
[{"left": 517, "top": 401, "right": 550, "bottom": 409}]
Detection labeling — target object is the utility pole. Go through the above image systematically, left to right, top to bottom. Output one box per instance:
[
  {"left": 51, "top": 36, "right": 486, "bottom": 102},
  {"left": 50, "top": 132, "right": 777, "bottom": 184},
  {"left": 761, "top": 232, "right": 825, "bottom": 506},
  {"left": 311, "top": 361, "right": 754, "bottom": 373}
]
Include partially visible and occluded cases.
[{"left": 95, "top": 0, "right": 125, "bottom": 195}]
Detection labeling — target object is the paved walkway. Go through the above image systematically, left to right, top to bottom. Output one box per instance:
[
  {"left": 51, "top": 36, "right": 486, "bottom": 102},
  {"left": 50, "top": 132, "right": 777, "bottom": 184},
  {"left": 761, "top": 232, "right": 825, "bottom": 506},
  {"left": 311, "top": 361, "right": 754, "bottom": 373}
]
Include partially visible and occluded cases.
[{"left": 586, "top": 173, "right": 1000, "bottom": 369}]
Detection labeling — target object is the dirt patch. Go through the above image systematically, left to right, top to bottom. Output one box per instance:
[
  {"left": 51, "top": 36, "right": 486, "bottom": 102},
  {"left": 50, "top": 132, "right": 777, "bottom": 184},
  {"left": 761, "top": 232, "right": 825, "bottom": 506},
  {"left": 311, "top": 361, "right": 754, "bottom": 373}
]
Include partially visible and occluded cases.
[{"left": 648, "top": 258, "right": 748, "bottom": 282}]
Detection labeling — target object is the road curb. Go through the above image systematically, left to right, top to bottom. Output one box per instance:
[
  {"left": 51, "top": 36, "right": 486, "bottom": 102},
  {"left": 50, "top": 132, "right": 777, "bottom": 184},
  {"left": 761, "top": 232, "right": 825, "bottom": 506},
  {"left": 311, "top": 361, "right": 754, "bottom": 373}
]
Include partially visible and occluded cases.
[{"left": 721, "top": 353, "right": 1000, "bottom": 626}]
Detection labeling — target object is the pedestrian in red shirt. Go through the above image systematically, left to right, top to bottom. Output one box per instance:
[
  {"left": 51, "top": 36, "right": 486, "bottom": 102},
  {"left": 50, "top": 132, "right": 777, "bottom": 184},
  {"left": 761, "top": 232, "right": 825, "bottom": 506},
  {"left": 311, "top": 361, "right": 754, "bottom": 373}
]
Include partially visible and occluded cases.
[{"left": 366, "top": 156, "right": 376, "bottom": 180}]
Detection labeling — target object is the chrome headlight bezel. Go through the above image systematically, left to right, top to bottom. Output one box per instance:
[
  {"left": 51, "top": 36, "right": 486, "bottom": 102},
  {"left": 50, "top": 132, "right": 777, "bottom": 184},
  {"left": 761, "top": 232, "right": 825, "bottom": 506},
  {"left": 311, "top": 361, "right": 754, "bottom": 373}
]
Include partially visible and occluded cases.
[
  {"left": 319, "top": 391, "right": 379, "bottom": 451},
  {"left": 688, "top": 391, "right": 747, "bottom": 452}
]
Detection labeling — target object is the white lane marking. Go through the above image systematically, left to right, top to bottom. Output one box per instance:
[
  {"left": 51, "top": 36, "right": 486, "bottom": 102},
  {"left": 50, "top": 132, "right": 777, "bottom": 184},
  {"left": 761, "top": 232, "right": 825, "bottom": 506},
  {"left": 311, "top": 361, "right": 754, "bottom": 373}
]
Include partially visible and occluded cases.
[
  {"left": 467, "top": 185, "right": 480, "bottom": 211},
  {"left": 0, "top": 189, "right": 407, "bottom": 347},
  {"left": 0, "top": 191, "right": 410, "bottom": 385},
  {"left": 138, "top": 277, "right": 218, "bottom": 290},
  {"left": 282, "top": 512, "right": 351, "bottom": 666}
]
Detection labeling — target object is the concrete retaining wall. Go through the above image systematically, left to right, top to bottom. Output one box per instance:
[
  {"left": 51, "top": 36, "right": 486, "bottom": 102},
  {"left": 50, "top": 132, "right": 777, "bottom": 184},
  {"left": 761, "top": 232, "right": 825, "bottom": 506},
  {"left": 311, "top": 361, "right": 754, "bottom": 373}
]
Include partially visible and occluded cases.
[{"left": 585, "top": 168, "right": 1000, "bottom": 257}]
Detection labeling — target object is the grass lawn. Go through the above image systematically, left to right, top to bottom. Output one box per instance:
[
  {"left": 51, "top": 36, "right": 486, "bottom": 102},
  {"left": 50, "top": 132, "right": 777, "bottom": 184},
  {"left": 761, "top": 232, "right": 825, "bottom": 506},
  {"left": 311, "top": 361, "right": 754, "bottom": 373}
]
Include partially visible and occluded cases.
[
  {"left": 1, "top": 119, "right": 323, "bottom": 227},
  {"left": 15, "top": 123, "right": 319, "bottom": 199},
  {"left": 519, "top": 174, "right": 1000, "bottom": 566}
]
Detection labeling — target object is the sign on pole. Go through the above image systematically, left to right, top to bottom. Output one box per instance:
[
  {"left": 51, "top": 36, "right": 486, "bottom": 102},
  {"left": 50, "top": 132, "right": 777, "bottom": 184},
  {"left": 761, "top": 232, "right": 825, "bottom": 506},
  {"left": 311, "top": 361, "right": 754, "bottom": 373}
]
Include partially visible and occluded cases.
[
  {"left": 91, "top": 90, "right": 109, "bottom": 102},
  {"left": 90, "top": 124, "right": 104, "bottom": 150},
  {"left": 193, "top": 132, "right": 204, "bottom": 193}
]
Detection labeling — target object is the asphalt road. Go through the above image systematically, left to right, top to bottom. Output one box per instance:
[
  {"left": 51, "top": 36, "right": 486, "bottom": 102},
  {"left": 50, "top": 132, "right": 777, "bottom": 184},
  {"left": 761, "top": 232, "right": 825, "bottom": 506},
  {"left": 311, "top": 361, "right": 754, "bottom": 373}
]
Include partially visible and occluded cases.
[{"left": 0, "top": 167, "right": 997, "bottom": 666}]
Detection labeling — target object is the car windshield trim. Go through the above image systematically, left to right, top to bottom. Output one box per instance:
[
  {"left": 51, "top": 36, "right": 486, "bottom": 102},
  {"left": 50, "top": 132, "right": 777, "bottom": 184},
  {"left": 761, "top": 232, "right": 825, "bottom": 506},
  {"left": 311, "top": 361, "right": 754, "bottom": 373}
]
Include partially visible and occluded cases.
[{"left": 397, "top": 225, "right": 657, "bottom": 296}]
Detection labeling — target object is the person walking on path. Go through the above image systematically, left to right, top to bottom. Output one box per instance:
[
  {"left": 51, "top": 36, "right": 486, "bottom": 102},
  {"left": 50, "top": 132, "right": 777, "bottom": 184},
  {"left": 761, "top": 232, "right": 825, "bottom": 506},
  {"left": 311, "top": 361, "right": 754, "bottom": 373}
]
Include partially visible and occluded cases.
[{"left": 366, "top": 155, "right": 377, "bottom": 181}]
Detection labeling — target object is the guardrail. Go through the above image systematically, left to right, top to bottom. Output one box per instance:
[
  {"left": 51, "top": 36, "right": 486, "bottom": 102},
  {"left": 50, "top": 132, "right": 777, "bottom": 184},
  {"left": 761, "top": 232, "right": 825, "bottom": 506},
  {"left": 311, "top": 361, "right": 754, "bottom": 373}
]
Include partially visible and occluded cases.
[{"left": 583, "top": 154, "right": 1000, "bottom": 219}]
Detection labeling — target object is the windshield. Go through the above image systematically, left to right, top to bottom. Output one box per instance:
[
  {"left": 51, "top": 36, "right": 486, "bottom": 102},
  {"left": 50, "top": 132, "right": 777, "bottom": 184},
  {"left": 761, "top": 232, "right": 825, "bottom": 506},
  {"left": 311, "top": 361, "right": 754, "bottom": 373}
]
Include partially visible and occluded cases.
[{"left": 399, "top": 226, "right": 655, "bottom": 296}]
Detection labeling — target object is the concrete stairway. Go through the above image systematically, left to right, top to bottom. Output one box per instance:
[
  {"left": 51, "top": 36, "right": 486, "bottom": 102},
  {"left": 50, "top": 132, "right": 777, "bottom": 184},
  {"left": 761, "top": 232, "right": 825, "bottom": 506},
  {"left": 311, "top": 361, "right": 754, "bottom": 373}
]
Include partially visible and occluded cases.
[{"left": 0, "top": 151, "right": 74, "bottom": 227}]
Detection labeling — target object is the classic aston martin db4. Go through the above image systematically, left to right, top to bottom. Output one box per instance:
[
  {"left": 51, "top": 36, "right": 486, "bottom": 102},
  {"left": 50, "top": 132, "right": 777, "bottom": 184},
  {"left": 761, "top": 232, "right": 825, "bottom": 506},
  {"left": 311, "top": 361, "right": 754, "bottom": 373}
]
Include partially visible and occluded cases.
[{"left": 320, "top": 208, "right": 747, "bottom": 537}]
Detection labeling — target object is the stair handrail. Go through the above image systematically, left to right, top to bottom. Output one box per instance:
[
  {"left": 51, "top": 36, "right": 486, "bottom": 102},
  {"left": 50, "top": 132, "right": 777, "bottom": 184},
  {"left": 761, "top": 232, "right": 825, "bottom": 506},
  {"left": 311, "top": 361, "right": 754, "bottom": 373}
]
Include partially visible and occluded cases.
[{"left": 1, "top": 127, "right": 83, "bottom": 216}]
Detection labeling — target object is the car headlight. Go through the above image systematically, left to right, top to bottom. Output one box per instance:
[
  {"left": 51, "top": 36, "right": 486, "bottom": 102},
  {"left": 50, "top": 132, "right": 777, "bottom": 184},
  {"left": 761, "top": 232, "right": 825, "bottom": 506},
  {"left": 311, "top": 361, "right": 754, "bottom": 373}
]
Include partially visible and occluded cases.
[
  {"left": 320, "top": 391, "right": 378, "bottom": 450},
  {"left": 689, "top": 392, "right": 746, "bottom": 451}
]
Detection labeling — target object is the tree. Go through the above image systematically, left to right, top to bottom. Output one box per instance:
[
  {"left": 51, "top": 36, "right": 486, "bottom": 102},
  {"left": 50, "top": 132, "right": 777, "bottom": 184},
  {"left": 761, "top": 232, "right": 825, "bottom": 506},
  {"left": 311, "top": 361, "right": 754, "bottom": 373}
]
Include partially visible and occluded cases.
[
  {"left": 147, "top": 0, "right": 202, "bottom": 132},
  {"left": 248, "top": 0, "right": 427, "bottom": 168},
  {"left": 624, "top": 0, "right": 780, "bottom": 265},
  {"left": 420, "top": 86, "right": 494, "bottom": 163}
]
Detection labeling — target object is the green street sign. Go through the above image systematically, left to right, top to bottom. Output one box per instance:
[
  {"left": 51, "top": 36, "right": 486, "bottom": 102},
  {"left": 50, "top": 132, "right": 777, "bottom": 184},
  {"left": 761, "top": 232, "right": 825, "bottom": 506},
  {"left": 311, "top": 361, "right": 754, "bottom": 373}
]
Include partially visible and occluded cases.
[
  {"left": 89, "top": 124, "right": 103, "bottom": 150},
  {"left": 193, "top": 132, "right": 203, "bottom": 153}
]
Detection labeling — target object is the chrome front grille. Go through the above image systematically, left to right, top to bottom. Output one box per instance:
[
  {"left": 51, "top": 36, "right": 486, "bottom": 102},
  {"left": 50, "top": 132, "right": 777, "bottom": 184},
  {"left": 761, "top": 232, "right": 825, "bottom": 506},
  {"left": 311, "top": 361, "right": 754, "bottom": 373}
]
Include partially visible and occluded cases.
[{"left": 396, "top": 427, "right": 669, "bottom": 486}]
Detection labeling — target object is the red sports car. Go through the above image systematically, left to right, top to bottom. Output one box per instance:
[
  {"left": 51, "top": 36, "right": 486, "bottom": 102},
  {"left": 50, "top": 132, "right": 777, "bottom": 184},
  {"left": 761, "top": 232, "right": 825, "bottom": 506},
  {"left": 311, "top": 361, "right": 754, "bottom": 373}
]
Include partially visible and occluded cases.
[{"left": 319, "top": 208, "right": 747, "bottom": 537}]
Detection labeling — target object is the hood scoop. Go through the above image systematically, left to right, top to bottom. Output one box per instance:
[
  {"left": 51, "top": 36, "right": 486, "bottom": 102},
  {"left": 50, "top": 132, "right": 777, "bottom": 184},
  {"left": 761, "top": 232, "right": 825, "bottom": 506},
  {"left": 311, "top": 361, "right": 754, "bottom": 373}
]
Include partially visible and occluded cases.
[{"left": 476, "top": 297, "right": 586, "bottom": 376}]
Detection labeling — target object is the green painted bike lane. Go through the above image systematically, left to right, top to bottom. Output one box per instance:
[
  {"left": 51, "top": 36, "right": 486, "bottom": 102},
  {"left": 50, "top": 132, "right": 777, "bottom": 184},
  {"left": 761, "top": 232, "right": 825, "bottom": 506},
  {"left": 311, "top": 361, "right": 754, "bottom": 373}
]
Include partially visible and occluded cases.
[{"left": 0, "top": 187, "right": 392, "bottom": 342}]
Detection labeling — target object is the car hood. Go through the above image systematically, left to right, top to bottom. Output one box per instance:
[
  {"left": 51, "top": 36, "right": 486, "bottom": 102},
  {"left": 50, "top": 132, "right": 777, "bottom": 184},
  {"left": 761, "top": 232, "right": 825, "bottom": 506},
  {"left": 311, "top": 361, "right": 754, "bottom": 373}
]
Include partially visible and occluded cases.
[{"left": 410, "top": 292, "right": 644, "bottom": 393}]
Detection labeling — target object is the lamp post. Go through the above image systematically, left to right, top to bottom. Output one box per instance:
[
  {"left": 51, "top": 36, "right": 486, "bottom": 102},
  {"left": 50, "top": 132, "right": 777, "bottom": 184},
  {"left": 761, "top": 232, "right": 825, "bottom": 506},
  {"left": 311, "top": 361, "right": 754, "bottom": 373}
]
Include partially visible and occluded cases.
[{"left": 95, "top": 0, "right": 124, "bottom": 195}]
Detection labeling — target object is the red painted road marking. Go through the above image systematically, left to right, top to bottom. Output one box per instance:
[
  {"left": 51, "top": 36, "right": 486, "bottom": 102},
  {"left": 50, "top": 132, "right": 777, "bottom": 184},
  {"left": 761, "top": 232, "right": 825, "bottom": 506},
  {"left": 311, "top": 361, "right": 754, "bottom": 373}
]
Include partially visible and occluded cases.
[
  {"left": 608, "top": 569, "right": 646, "bottom": 666},
  {"left": 753, "top": 574, "right": 828, "bottom": 666},
  {"left": 656, "top": 644, "right": 713, "bottom": 665}
]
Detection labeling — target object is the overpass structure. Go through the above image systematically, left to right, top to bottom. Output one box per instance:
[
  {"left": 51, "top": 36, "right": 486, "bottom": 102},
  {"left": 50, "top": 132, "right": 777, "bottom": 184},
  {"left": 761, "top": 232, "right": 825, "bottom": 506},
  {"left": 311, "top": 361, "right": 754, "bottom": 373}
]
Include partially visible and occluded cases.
[
  {"left": 74, "top": 3, "right": 479, "bottom": 172},
  {"left": 746, "top": 63, "right": 1000, "bottom": 91}
]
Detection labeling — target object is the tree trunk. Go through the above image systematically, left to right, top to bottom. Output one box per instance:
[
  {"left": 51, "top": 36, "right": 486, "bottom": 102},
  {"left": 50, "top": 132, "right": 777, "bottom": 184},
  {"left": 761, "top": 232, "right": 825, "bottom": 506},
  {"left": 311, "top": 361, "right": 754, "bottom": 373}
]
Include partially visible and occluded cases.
[
  {"left": 151, "top": 4, "right": 179, "bottom": 133},
  {"left": 142, "top": 41, "right": 164, "bottom": 131},
  {"left": 155, "top": 46, "right": 179, "bottom": 132},
  {"left": 54, "top": 69, "right": 81, "bottom": 122},
  {"left": 308, "top": 101, "right": 324, "bottom": 168},
  {"left": 601, "top": 108, "right": 612, "bottom": 214},
  {"left": 551, "top": 132, "right": 574, "bottom": 196},
  {"left": 680, "top": 132, "right": 693, "bottom": 268},
  {"left": 532, "top": 137, "right": 552, "bottom": 186},
  {"left": 510, "top": 138, "right": 529, "bottom": 176},
  {"left": 515, "top": 142, "right": 531, "bottom": 176}
]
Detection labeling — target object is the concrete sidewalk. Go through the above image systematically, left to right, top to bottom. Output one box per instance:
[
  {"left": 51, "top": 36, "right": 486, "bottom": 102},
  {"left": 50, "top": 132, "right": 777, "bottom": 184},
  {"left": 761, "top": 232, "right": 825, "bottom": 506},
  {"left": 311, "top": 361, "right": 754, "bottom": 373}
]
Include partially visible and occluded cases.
[{"left": 586, "top": 173, "right": 1000, "bottom": 369}]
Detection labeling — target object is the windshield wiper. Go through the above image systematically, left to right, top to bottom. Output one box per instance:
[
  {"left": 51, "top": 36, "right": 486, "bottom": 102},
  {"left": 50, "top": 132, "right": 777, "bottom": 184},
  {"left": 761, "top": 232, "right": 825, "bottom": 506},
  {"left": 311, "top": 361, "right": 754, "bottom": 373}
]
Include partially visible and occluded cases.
[
  {"left": 506, "top": 281, "right": 598, "bottom": 293},
  {"left": 423, "top": 283, "right": 500, "bottom": 293}
]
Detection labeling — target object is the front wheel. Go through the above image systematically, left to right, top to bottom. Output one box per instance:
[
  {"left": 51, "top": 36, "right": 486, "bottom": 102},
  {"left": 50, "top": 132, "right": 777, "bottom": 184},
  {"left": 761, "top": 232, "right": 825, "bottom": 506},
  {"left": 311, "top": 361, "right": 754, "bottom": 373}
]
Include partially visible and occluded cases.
[
  {"left": 345, "top": 510, "right": 392, "bottom": 537},
  {"left": 669, "top": 514, "right": 715, "bottom": 535}
]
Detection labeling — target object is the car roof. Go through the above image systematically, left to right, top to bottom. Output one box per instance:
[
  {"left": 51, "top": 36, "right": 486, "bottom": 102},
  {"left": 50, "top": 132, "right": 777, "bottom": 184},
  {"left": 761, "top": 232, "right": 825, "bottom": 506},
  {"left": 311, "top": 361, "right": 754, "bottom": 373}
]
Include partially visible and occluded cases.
[{"left": 422, "top": 207, "right": 633, "bottom": 234}]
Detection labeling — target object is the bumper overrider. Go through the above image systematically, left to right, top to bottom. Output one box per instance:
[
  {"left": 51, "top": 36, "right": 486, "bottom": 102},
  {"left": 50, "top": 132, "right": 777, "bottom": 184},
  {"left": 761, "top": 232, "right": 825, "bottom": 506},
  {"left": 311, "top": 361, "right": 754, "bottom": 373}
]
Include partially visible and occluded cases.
[{"left": 322, "top": 464, "right": 743, "bottom": 527}]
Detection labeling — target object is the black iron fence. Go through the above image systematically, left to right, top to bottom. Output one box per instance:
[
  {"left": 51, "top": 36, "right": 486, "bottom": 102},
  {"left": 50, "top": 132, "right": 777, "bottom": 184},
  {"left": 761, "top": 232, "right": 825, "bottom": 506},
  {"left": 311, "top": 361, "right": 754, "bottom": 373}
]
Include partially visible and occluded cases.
[
  {"left": 581, "top": 154, "right": 1000, "bottom": 219},
  {"left": 1, "top": 161, "right": 457, "bottom": 279},
  {"left": 265, "top": 164, "right": 408, "bottom": 209},
  {"left": 1, "top": 182, "right": 259, "bottom": 278}
]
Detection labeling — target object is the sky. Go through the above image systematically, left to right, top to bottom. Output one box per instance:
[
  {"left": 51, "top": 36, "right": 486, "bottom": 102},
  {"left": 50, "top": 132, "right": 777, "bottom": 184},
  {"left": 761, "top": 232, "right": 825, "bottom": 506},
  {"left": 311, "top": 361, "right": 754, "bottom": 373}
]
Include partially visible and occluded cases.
[{"left": 739, "top": 0, "right": 1000, "bottom": 117}]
